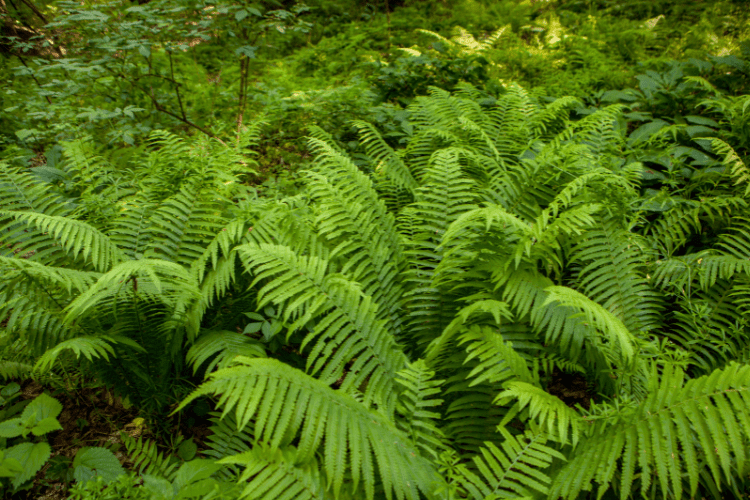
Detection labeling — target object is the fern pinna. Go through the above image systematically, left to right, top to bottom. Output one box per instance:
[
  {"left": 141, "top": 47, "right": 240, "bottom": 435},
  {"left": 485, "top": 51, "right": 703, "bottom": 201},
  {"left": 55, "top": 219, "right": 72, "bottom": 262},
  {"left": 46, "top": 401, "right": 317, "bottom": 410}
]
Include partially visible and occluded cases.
[{"left": 4, "top": 85, "right": 750, "bottom": 498}]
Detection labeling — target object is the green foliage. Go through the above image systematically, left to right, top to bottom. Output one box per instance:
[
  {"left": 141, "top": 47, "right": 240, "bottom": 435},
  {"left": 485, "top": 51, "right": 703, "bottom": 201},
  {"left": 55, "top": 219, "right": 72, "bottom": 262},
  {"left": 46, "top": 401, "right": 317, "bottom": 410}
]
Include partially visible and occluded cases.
[
  {"left": 3, "top": 0, "right": 750, "bottom": 498},
  {"left": 0, "top": 391, "right": 122, "bottom": 494}
]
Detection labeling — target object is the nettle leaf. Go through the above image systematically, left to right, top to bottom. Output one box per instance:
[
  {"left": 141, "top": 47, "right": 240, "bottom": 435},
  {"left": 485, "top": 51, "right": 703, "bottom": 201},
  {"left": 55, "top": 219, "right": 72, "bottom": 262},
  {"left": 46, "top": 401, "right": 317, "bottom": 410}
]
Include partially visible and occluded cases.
[
  {"left": 22, "top": 393, "right": 63, "bottom": 422},
  {"left": 32, "top": 416, "right": 63, "bottom": 436},
  {"left": 0, "top": 419, "right": 24, "bottom": 438},
  {"left": 5, "top": 442, "right": 51, "bottom": 488},
  {"left": 73, "top": 447, "right": 125, "bottom": 484},
  {"left": 0, "top": 450, "right": 23, "bottom": 478}
]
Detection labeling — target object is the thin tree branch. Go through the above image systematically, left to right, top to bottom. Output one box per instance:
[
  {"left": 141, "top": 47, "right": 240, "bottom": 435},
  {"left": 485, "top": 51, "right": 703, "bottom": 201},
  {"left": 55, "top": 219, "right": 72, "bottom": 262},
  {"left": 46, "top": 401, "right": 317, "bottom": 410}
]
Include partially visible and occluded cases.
[
  {"left": 17, "top": 0, "right": 46, "bottom": 24},
  {"left": 167, "top": 50, "right": 186, "bottom": 121},
  {"left": 17, "top": 55, "right": 52, "bottom": 104},
  {"left": 106, "top": 66, "right": 226, "bottom": 146}
]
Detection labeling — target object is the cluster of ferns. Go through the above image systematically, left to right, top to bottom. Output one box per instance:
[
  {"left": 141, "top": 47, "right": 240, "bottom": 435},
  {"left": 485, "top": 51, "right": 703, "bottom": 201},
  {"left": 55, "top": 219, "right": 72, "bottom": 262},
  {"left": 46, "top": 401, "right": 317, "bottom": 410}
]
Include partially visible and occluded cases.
[{"left": 2, "top": 83, "right": 750, "bottom": 499}]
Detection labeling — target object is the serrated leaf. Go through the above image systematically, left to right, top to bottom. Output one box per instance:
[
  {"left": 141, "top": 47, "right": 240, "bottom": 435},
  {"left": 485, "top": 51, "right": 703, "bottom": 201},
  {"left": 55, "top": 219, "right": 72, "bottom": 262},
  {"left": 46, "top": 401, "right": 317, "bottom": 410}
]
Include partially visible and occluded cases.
[
  {"left": 235, "top": 9, "right": 248, "bottom": 21},
  {"left": 139, "top": 45, "right": 151, "bottom": 58},
  {"left": 1, "top": 383, "right": 20, "bottom": 398},
  {"left": 22, "top": 393, "right": 63, "bottom": 422},
  {"left": 32, "top": 416, "right": 63, "bottom": 436},
  {"left": 0, "top": 418, "right": 24, "bottom": 438},
  {"left": 5, "top": 442, "right": 50, "bottom": 488},
  {"left": 73, "top": 447, "right": 125, "bottom": 483},
  {"left": 0, "top": 456, "right": 23, "bottom": 478},
  {"left": 73, "top": 465, "right": 95, "bottom": 484},
  {"left": 142, "top": 475, "right": 173, "bottom": 497},
  {"left": 176, "top": 478, "right": 220, "bottom": 499}
]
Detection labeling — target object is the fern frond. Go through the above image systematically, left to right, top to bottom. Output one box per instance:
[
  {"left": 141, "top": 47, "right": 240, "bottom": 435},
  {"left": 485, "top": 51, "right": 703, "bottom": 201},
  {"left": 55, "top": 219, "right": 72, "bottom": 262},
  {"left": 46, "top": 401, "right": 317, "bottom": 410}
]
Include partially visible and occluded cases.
[
  {"left": 352, "top": 121, "right": 417, "bottom": 193},
  {"left": 306, "top": 138, "right": 406, "bottom": 327},
  {"left": 712, "top": 138, "right": 750, "bottom": 196},
  {"left": 401, "top": 148, "right": 480, "bottom": 347},
  {"left": 0, "top": 163, "right": 71, "bottom": 216},
  {"left": 144, "top": 187, "right": 227, "bottom": 267},
  {"left": 109, "top": 194, "right": 155, "bottom": 260},
  {"left": 0, "top": 211, "right": 124, "bottom": 271},
  {"left": 717, "top": 217, "right": 750, "bottom": 259},
  {"left": 571, "top": 222, "right": 662, "bottom": 332},
  {"left": 238, "top": 243, "right": 407, "bottom": 410},
  {"left": 0, "top": 256, "right": 99, "bottom": 294},
  {"left": 63, "top": 259, "right": 199, "bottom": 324},
  {"left": 542, "top": 286, "right": 637, "bottom": 366},
  {"left": 458, "top": 326, "right": 535, "bottom": 389},
  {"left": 187, "top": 330, "right": 265, "bottom": 375},
  {"left": 33, "top": 336, "right": 119, "bottom": 373},
  {"left": 176, "top": 357, "right": 442, "bottom": 500},
  {"left": 395, "top": 360, "right": 447, "bottom": 459},
  {"left": 551, "top": 363, "right": 750, "bottom": 500},
  {"left": 497, "top": 381, "right": 583, "bottom": 447},
  {"left": 198, "top": 411, "right": 256, "bottom": 481},
  {"left": 458, "top": 429, "right": 564, "bottom": 499},
  {"left": 122, "top": 433, "right": 180, "bottom": 480},
  {"left": 219, "top": 444, "right": 330, "bottom": 500}
]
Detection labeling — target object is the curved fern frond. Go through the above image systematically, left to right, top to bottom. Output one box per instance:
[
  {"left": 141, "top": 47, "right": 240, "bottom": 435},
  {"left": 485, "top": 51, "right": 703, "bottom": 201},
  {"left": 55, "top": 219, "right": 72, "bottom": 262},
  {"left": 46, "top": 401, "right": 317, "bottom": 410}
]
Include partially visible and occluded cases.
[
  {"left": 353, "top": 121, "right": 417, "bottom": 193},
  {"left": 306, "top": 138, "right": 406, "bottom": 327},
  {"left": 712, "top": 138, "right": 750, "bottom": 196},
  {"left": 401, "top": 148, "right": 480, "bottom": 347},
  {"left": 0, "top": 163, "right": 71, "bottom": 216},
  {"left": 144, "top": 187, "right": 227, "bottom": 267},
  {"left": 109, "top": 194, "right": 156, "bottom": 260},
  {"left": 0, "top": 211, "right": 124, "bottom": 271},
  {"left": 571, "top": 222, "right": 662, "bottom": 332},
  {"left": 238, "top": 243, "right": 407, "bottom": 410},
  {"left": 0, "top": 256, "right": 99, "bottom": 294},
  {"left": 63, "top": 259, "right": 199, "bottom": 324},
  {"left": 543, "top": 286, "right": 637, "bottom": 366},
  {"left": 459, "top": 325, "right": 536, "bottom": 388},
  {"left": 186, "top": 330, "right": 265, "bottom": 375},
  {"left": 33, "top": 335, "right": 121, "bottom": 373},
  {"left": 175, "top": 357, "right": 442, "bottom": 500},
  {"left": 551, "top": 363, "right": 750, "bottom": 500},
  {"left": 496, "top": 381, "right": 583, "bottom": 447},
  {"left": 204, "top": 411, "right": 256, "bottom": 479},
  {"left": 122, "top": 433, "right": 180, "bottom": 480}
]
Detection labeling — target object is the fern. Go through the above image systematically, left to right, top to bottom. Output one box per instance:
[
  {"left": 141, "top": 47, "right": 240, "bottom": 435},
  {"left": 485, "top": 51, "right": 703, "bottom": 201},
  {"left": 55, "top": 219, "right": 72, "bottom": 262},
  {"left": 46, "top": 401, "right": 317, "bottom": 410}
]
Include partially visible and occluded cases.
[
  {"left": 238, "top": 243, "right": 407, "bottom": 410},
  {"left": 175, "top": 357, "right": 442, "bottom": 500},
  {"left": 395, "top": 360, "right": 447, "bottom": 459},
  {"left": 551, "top": 363, "right": 750, "bottom": 500},
  {"left": 457, "top": 428, "right": 565, "bottom": 499},
  {"left": 121, "top": 433, "right": 180, "bottom": 479},
  {"left": 219, "top": 444, "right": 331, "bottom": 500}
]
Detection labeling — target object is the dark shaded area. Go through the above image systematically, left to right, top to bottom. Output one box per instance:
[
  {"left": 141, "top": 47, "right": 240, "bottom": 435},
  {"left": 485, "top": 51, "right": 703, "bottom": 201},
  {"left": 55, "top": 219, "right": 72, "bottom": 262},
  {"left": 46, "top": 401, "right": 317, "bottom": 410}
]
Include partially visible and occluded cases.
[{"left": 546, "top": 370, "right": 592, "bottom": 410}]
